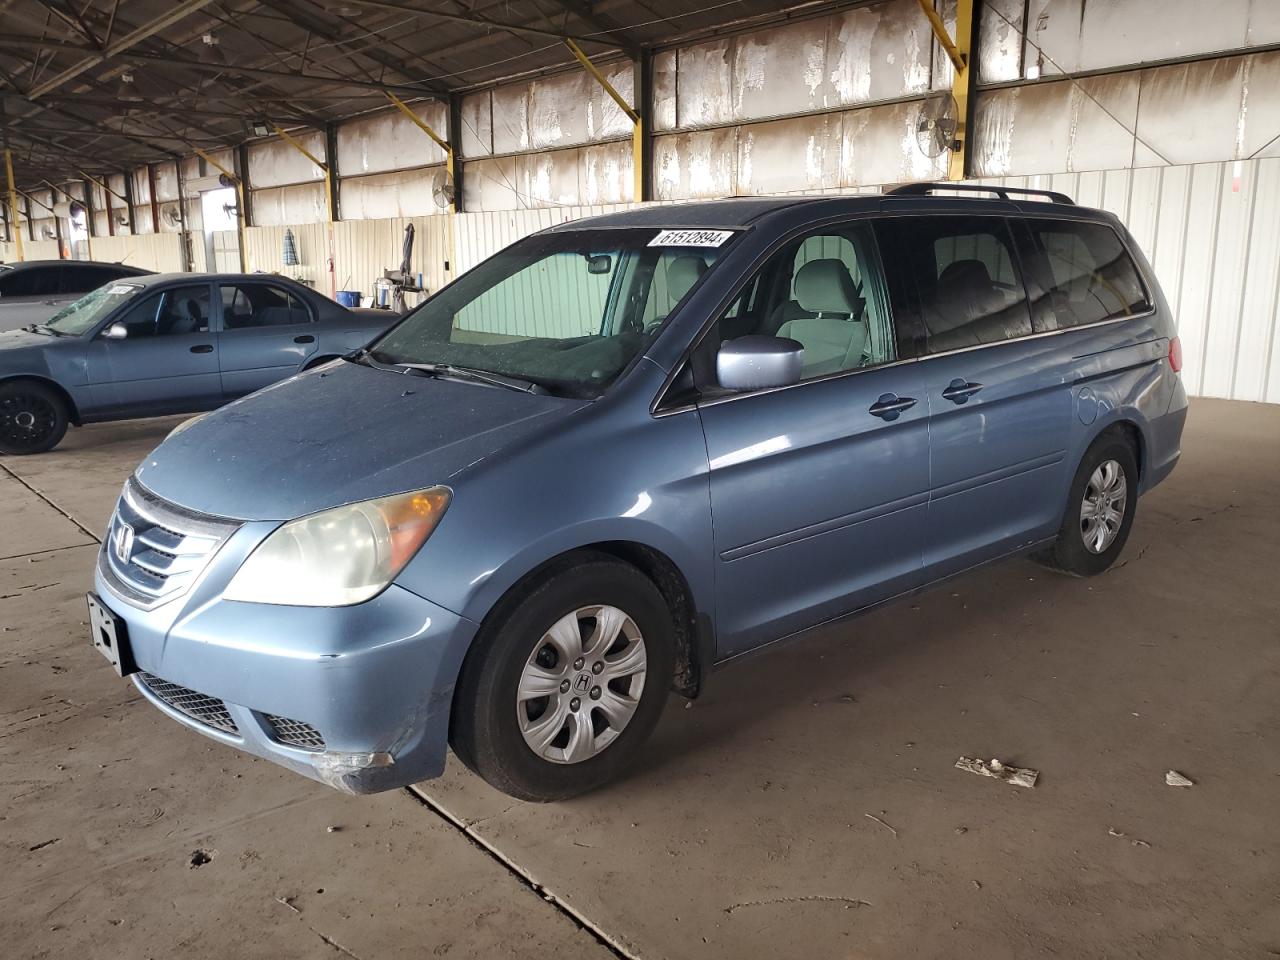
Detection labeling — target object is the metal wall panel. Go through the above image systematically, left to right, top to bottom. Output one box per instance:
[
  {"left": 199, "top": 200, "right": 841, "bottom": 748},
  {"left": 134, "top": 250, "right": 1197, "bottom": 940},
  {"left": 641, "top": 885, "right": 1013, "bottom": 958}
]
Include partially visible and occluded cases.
[
  {"left": 487, "top": 62, "right": 634, "bottom": 155},
  {"left": 460, "top": 90, "right": 494, "bottom": 157},
  {"left": 336, "top": 101, "right": 448, "bottom": 175},
  {"left": 247, "top": 133, "right": 326, "bottom": 189},
  {"left": 463, "top": 141, "right": 633, "bottom": 211},
  {"left": 973, "top": 159, "right": 1280, "bottom": 403},
  {"left": 339, "top": 167, "right": 447, "bottom": 220},
  {"left": 250, "top": 183, "right": 326, "bottom": 227},
  {"left": 332, "top": 215, "right": 452, "bottom": 303},
  {"left": 244, "top": 223, "right": 330, "bottom": 288},
  {"left": 88, "top": 233, "right": 184, "bottom": 273}
]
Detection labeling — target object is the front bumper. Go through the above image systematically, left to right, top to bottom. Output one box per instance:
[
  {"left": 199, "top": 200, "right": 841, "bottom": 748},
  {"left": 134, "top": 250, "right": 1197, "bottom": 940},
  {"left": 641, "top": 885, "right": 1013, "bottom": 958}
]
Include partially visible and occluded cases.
[{"left": 95, "top": 551, "right": 478, "bottom": 794}]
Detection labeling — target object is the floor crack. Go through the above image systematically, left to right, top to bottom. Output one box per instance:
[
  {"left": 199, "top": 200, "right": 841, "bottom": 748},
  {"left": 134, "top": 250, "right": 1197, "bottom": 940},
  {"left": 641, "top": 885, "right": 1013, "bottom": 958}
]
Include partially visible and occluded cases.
[
  {"left": 0, "top": 463, "right": 101, "bottom": 544},
  {"left": 404, "top": 787, "right": 638, "bottom": 960},
  {"left": 724, "top": 895, "right": 872, "bottom": 914}
]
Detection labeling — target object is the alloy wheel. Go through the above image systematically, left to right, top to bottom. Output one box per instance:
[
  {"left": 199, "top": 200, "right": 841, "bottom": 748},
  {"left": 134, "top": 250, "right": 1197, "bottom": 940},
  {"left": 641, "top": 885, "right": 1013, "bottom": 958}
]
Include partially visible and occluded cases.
[{"left": 0, "top": 393, "right": 58, "bottom": 452}]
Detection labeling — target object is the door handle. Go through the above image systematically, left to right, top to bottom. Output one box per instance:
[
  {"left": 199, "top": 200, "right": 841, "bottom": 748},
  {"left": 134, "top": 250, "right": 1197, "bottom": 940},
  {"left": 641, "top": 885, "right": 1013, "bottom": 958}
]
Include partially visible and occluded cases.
[
  {"left": 294, "top": 334, "right": 315, "bottom": 344},
  {"left": 190, "top": 344, "right": 214, "bottom": 354},
  {"left": 941, "top": 378, "right": 983, "bottom": 404},
  {"left": 869, "top": 393, "right": 917, "bottom": 421}
]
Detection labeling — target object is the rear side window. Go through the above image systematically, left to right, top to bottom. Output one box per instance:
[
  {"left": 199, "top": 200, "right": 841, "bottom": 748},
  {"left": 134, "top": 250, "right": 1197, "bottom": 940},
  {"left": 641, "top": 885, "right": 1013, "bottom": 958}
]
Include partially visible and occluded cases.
[
  {"left": 876, "top": 215, "right": 1033, "bottom": 354},
  {"left": 1030, "top": 220, "right": 1151, "bottom": 329},
  {"left": 0, "top": 266, "right": 59, "bottom": 298},
  {"left": 220, "top": 283, "right": 311, "bottom": 328}
]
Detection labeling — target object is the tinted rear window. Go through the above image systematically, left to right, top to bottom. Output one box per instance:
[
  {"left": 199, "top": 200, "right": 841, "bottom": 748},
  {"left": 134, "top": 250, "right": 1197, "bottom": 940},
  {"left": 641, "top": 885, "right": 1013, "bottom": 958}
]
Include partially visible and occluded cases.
[
  {"left": 877, "top": 215, "right": 1033, "bottom": 354},
  {"left": 1030, "top": 220, "right": 1151, "bottom": 329}
]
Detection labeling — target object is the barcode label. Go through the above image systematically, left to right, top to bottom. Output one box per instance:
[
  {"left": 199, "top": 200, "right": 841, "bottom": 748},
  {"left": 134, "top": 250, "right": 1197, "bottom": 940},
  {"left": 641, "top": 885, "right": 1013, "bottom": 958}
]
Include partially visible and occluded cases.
[{"left": 648, "top": 229, "right": 735, "bottom": 248}]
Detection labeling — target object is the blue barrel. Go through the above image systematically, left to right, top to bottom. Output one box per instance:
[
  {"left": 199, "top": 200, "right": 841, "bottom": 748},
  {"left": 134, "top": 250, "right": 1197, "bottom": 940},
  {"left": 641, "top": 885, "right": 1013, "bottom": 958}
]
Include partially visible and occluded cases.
[{"left": 335, "top": 290, "right": 361, "bottom": 308}]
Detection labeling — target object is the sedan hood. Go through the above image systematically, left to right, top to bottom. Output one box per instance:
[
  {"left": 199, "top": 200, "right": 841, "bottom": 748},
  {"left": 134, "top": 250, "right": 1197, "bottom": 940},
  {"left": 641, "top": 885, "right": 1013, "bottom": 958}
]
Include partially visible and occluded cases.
[
  {"left": 0, "top": 328, "right": 50, "bottom": 352},
  {"left": 136, "top": 360, "right": 589, "bottom": 521}
]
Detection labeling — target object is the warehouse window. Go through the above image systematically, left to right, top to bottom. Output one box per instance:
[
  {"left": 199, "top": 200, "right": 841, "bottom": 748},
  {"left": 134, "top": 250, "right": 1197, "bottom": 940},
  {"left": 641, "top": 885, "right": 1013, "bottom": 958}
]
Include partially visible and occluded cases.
[{"left": 1030, "top": 220, "right": 1151, "bottom": 329}]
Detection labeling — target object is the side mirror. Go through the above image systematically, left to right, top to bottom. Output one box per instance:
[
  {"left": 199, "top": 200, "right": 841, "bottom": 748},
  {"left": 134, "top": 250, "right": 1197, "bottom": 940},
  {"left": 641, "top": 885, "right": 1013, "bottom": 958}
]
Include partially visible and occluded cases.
[
  {"left": 586, "top": 254, "right": 612, "bottom": 275},
  {"left": 101, "top": 323, "right": 128, "bottom": 341},
  {"left": 716, "top": 335, "right": 804, "bottom": 392}
]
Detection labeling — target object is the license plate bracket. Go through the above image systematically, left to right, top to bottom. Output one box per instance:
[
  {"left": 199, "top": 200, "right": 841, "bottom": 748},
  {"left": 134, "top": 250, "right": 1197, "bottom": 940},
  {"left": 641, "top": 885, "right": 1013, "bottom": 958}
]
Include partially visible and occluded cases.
[{"left": 87, "top": 592, "right": 136, "bottom": 677}]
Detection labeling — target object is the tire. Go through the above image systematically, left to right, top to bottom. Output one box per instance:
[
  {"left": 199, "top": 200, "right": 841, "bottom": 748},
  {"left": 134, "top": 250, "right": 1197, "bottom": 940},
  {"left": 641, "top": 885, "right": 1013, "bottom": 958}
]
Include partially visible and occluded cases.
[
  {"left": 0, "top": 380, "right": 68, "bottom": 455},
  {"left": 1035, "top": 430, "right": 1139, "bottom": 576},
  {"left": 450, "top": 555, "right": 674, "bottom": 801}
]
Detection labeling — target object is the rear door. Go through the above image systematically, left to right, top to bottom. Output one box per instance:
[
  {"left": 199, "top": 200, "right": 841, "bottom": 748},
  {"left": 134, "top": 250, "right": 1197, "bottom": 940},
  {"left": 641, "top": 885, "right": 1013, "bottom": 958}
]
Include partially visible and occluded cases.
[
  {"left": 876, "top": 214, "right": 1073, "bottom": 579},
  {"left": 695, "top": 220, "right": 930, "bottom": 657},
  {"left": 215, "top": 281, "right": 319, "bottom": 399},
  {"left": 83, "top": 282, "right": 222, "bottom": 415}
]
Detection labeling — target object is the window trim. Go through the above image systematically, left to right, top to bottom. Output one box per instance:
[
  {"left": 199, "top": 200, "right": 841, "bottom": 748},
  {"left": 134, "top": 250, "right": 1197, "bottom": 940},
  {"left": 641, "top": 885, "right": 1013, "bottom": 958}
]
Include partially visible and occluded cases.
[{"left": 651, "top": 211, "right": 1159, "bottom": 417}]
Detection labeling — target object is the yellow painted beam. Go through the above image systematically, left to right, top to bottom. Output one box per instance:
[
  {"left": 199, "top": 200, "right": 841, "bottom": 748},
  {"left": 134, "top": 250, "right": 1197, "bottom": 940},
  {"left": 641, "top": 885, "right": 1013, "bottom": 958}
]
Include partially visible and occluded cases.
[
  {"left": 915, "top": 0, "right": 965, "bottom": 73},
  {"left": 947, "top": 0, "right": 974, "bottom": 181},
  {"left": 562, "top": 38, "right": 643, "bottom": 202},
  {"left": 384, "top": 91, "right": 456, "bottom": 214},
  {"left": 271, "top": 124, "right": 333, "bottom": 225},
  {"left": 194, "top": 146, "right": 248, "bottom": 273},
  {"left": 4, "top": 149, "right": 24, "bottom": 261},
  {"left": 80, "top": 170, "right": 128, "bottom": 204}
]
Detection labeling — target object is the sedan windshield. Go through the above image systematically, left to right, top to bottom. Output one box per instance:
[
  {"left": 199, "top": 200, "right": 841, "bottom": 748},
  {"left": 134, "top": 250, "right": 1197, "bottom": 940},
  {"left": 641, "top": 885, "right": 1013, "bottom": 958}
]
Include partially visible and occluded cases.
[
  {"left": 366, "top": 227, "right": 734, "bottom": 396},
  {"left": 46, "top": 283, "right": 143, "bottom": 335}
]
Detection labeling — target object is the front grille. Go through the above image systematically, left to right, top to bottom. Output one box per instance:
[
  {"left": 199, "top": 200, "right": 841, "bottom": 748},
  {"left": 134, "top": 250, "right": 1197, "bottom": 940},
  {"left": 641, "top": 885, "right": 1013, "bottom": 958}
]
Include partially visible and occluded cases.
[
  {"left": 100, "top": 477, "right": 240, "bottom": 610},
  {"left": 138, "top": 672, "right": 239, "bottom": 735},
  {"left": 266, "top": 715, "right": 326, "bottom": 751}
]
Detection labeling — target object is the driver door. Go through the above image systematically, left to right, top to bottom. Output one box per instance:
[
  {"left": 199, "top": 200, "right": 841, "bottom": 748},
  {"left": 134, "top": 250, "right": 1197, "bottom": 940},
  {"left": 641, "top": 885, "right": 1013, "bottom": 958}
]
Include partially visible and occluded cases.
[{"left": 84, "top": 282, "right": 222, "bottom": 416}]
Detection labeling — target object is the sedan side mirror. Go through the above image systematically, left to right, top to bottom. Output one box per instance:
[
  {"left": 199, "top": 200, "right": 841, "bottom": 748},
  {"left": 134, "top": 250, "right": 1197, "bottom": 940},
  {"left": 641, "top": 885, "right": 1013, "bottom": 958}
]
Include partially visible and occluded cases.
[
  {"left": 101, "top": 323, "right": 128, "bottom": 341},
  {"left": 716, "top": 335, "right": 804, "bottom": 392}
]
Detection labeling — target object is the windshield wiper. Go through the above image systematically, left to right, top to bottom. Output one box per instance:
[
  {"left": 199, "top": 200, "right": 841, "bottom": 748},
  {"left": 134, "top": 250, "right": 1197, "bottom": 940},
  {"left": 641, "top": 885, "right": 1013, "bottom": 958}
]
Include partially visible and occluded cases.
[
  {"left": 24, "top": 323, "right": 61, "bottom": 336},
  {"left": 347, "top": 349, "right": 549, "bottom": 395},
  {"left": 397, "top": 361, "right": 549, "bottom": 395}
]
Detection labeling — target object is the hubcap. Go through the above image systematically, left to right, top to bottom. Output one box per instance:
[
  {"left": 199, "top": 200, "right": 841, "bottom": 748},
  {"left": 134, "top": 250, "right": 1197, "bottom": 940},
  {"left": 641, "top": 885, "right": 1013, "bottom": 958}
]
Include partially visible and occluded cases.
[
  {"left": 0, "top": 393, "right": 57, "bottom": 451},
  {"left": 1080, "top": 459, "right": 1127, "bottom": 554},
  {"left": 516, "top": 604, "right": 647, "bottom": 764}
]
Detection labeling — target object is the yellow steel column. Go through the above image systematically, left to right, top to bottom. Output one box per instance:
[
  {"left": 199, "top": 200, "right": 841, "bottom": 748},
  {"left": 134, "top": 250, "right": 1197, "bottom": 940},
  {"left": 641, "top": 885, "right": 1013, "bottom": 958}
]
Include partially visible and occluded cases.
[
  {"left": 915, "top": 0, "right": 974, "bottom": 181},
  {"left": 562, "top": 38, "right": 643, "bottom": 203},
  {"left": 193, "top": 147, "right": 248, "bottom": 273},
  {"left": 4, "top": 149, "right": 24, "bottom": 262}
]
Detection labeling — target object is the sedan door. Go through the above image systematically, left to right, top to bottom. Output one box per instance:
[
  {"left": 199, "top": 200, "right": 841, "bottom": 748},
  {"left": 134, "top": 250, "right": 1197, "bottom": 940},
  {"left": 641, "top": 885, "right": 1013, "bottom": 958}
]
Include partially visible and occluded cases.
[
  {"left": 695, "top": 222, "right": 929, "bottom": 658},
  {"left": 215, "top": 281, "right": 319, "bottom": 399},
  {"left": 82, "top": 282, "right": 223, "bottom": 416}
]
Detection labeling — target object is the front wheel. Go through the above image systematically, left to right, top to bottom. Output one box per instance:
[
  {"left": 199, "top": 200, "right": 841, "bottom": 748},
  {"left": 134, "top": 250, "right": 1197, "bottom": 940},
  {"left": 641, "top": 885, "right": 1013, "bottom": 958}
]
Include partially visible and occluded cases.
[
  {"left": 0, "top": 381, "right": 68, "bottom": 455},
  {"left": 1036, "top": 431, "right": 1139, "bottom": 576},
  {"left": 450, "top": 556, "right": 674, "bottom": 801}
]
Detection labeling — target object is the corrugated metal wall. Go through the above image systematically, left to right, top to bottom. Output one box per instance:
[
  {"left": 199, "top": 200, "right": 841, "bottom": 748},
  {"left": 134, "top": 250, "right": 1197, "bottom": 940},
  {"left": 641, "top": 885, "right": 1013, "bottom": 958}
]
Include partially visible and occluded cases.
[
  {"left": 971, "top": 160, "right": 1280, "bottom": 404},
  {"left": 89, "top": 233, "right": 185, "bottom": 273}
]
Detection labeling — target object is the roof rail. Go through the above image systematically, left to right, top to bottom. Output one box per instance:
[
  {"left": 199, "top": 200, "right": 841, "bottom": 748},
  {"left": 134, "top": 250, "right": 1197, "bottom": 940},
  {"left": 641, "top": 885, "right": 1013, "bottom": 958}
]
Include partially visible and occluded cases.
[{"left": 886, "top": 182, "right": 1075, "bottom": 205}]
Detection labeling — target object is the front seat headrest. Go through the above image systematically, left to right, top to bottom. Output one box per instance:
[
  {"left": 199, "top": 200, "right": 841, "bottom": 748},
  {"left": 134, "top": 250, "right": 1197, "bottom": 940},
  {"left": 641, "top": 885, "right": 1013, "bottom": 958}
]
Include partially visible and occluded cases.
[
  {"left": 666, "top": 255, "right": 707, "bottom": 303},
  {"left": 794, "top": 259, "right": 861, "bottom": 316},
  {"left": 938, "top": 259, "right": 994, "bottom": 298}
]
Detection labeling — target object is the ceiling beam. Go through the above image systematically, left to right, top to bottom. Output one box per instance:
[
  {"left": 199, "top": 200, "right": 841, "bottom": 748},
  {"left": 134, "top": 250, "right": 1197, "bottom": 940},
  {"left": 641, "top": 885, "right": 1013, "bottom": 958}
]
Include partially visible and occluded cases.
[
  {"left": 27, "top": 0, "right": 219, "bottom": 98},
  {"left": 341, "top": 0, "right": 624, "bottom": 49},
  {"left": 542, "top": 1, "right": 641, "bottom": 55}
]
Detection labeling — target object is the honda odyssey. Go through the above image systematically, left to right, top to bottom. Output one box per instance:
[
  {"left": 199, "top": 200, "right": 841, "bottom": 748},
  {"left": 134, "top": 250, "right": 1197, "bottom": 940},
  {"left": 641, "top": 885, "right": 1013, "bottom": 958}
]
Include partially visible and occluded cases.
[{"left": 89, "top": 185, "right": 1187, "bottom": 801}]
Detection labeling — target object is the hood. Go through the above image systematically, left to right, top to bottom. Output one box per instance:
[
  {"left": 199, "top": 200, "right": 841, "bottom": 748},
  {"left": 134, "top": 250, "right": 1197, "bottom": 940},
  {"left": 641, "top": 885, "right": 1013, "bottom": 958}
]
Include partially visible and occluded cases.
[
  {"left": 0, "top": 328, "right": 51, "bottom": 352},
  {"left": 135, "top": 360, "right": 589, "bottom": 521}
]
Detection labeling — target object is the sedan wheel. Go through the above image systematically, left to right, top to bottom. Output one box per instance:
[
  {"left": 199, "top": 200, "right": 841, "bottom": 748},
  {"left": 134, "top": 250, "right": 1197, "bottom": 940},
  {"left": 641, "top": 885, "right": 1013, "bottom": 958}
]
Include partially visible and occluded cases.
[{"left": 0, "top": 384, "right": 68, "bottom": 455}]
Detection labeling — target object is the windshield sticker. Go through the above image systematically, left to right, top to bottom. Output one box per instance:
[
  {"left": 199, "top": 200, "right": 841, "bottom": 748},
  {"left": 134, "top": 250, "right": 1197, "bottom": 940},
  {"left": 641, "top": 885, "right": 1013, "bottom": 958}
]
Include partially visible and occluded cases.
[
  {"left": 648, "top": 229, "right": 735, "bottom": 248},
  {"left": 107, "top": 284, "right": 137, "bottom": 295}
]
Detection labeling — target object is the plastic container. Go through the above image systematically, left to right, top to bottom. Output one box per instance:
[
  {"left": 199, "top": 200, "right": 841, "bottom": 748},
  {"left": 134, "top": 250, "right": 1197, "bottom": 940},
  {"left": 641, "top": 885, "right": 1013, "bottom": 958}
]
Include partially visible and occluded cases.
[{"left": 335, "top": 290, "right": 361, "bottom": 308}]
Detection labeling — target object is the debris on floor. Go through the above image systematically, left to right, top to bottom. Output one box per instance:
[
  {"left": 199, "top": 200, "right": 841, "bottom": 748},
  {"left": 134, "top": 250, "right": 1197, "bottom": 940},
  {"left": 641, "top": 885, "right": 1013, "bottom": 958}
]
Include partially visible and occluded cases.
[
  {"left": 955, "top": 756, "right": 1039, "bottom": 788},
  {"left": 1165, "top": 770, "right": 1194, "bottom": 787},
  {"left": 864, "top": 813, "right": 898, "bottom": 838},
  {"left": 1108, "top": 828, "right": 1151, "bottom": 848},
  {"left": 189, "top": 849, "right": 213, "bottom": 868}
]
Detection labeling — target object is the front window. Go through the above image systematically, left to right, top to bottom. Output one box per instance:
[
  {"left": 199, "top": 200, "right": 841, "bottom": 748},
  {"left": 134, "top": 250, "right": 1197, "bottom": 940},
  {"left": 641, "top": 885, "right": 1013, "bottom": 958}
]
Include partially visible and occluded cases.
[
  {"left": 367, "top": 228, "right": 733, "bottom": 396},
  {"left": 45, "top": 283, "right": 144, "bottom": 335}
]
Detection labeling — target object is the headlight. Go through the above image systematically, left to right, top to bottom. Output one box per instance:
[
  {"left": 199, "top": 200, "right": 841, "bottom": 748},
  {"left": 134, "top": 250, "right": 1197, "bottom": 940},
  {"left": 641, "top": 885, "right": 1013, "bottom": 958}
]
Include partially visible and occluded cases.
[{"left": 223, "top": 487, "right": 451, "bottom": 606}]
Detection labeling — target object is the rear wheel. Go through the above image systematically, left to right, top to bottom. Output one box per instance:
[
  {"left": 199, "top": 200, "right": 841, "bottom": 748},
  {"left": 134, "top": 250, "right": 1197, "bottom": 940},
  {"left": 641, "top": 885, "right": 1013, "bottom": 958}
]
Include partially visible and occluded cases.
[
  {"left": 0, "top": 381, "right": 68, "bottom": 455},
  {"left": 1036, "top": 430, "right": 1138, "bottom": 576},
  {"left": 450, "top": 556, "right": 674, "bottom": 801}
]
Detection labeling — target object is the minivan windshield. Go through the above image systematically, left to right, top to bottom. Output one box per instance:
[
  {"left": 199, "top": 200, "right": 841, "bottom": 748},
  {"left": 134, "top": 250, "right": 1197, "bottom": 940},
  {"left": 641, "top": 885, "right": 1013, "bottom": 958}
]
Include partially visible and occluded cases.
[
  {"left": 365, "top": 227, "right": 734, "bottom": 396},
  {"left": 46, "top": 282, "right": 144, "bottom": 335}
]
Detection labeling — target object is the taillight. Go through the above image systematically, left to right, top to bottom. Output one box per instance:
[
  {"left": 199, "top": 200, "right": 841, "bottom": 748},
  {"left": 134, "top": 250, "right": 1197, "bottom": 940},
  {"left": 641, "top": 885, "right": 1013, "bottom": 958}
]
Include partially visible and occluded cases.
[{"left": 1168, "top": 336, "right": 1182, "bottom": 373}]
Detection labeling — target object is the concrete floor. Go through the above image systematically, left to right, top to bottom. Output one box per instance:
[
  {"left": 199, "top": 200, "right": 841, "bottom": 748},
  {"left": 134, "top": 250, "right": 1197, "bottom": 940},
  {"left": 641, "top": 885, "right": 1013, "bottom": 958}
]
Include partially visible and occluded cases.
[{"left": 2, "top": 398, "right": 1277, "bottom": 960}]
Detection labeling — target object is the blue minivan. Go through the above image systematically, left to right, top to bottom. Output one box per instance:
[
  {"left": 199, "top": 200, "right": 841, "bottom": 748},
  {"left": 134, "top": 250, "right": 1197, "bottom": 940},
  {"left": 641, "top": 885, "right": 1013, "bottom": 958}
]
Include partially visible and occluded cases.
[{"left": 90, "top": 186, "right": 1187, "bottom": 800}]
